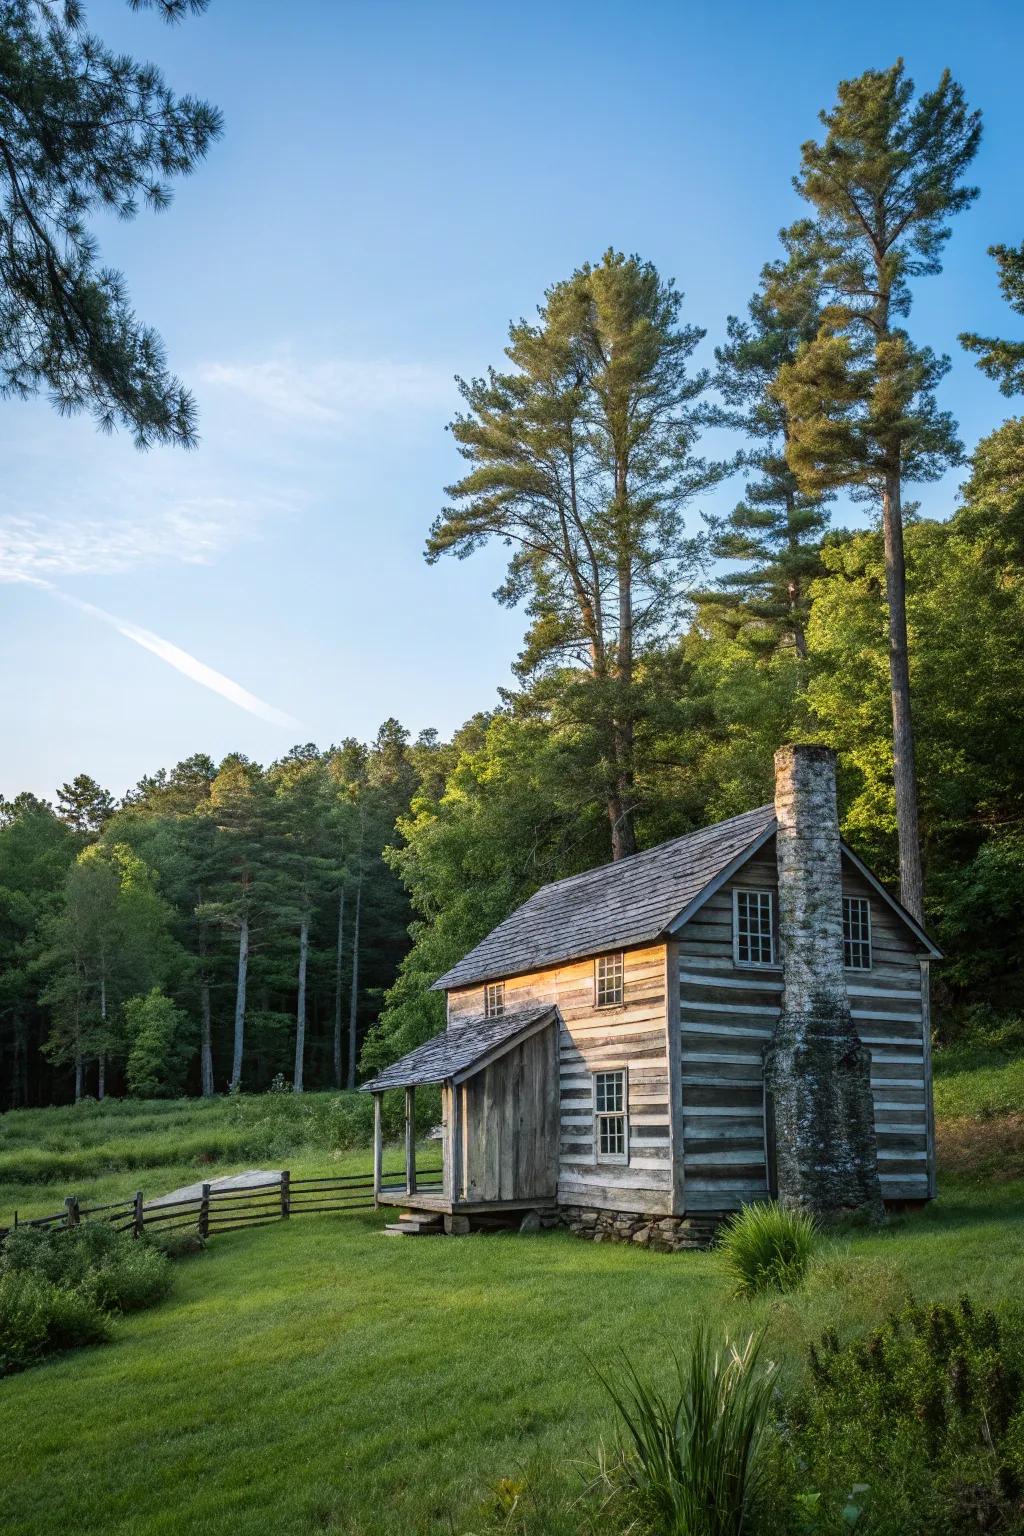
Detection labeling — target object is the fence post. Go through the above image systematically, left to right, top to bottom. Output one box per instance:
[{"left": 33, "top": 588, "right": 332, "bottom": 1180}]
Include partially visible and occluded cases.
[
  {"left": 280, "top": 1170, "right": 290, "bottom": 1220},
  {"left": 199, "top": 1182, "right": 211, "bottom": 1240},
  {"left": 133, "top": 1190, "right": 144, "bottom": 1239},
  {"left": 65, "top": 1195, "right": 80, "bottom": 1230}
]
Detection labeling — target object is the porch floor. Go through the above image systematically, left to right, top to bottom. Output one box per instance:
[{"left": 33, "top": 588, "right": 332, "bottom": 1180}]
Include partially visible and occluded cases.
[{"left": 376, "top": 1186, "right": 557, "bottom": 1216}]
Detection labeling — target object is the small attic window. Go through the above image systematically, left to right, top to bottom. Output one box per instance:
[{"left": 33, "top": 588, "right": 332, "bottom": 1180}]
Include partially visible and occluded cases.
[
  {"left": 734, "top": 888, "right": 775, "bottom": 966},
  {"left": 843, "top": 896, "right": 872, "bottom": 970},
  {"left": 595, "top": 952, "right": 624, "bottom": 1007},
  {"left": 484, "top": 981, "right": 505, "bottom": 1018}
]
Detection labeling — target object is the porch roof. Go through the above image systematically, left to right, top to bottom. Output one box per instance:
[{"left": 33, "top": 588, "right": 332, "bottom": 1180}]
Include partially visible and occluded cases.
[{"left": 360, "top": 1004, "right": 558, "bottom": 1092}]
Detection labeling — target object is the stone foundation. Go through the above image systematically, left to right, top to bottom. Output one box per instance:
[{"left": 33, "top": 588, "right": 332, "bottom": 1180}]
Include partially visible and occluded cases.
[{"left": 558, "top": 1205, "right": 723, "bottom": 1252}]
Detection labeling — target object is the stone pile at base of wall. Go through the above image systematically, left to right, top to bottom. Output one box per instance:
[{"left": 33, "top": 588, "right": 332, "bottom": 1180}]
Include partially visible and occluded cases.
[{"left": 558, "top": 1206, "right": 723, "bottom": 1252}]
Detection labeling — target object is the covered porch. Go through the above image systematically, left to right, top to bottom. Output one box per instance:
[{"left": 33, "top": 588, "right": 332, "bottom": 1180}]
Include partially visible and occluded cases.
[{"left": 364, "top": 1005, "right": 561, "bottom": 1225}]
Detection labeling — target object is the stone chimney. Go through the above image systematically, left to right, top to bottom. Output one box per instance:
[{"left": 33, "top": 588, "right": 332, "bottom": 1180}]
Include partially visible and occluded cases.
[{"left": 765, "top": 745, "right": 883, "bottom": 1219}]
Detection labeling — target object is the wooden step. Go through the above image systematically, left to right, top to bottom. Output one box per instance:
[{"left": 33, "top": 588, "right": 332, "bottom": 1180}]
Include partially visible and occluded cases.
[{"left": 382, "top": 1214, "right": 445, "bottom": 1237}]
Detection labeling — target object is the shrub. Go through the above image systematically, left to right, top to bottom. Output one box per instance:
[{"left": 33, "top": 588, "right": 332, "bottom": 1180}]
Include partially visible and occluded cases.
[
  {"left": 122, "top": 989, "right": 193, "bottom": 1098},
  {"left": 718, "top": 1203, "right": 816, "bottom": 1297},
  {"left": 2, "top": 1221, "right": 171, "bottom": 1314},
  {"left": 0, "top": 1270, "right": 108, "bottom": 1375},
  {"left": 783, "top": 1296, "right": 1024, "bottom": 1535},
  {"left": 598, "top": 1325, "right": 776, "bottom": 1536}
]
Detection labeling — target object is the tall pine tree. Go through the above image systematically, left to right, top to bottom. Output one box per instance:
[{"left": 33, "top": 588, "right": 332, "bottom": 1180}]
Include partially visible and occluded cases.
[
  {"left": 775, "top": 61, "right": 981, "bottom": 920},
  {"left": 699, "top": 223, "right": 831, "bottom": 660}
]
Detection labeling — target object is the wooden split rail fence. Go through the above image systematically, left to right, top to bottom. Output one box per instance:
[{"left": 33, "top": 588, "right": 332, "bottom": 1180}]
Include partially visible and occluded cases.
[{"left": 1, "top": 1163, "right": 443, "bottom": 1246}]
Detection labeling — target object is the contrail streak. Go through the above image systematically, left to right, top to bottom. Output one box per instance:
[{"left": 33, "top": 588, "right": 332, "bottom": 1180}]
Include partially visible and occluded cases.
[{"left": 27, "top": 579, "right": 298, "bottom": 729}]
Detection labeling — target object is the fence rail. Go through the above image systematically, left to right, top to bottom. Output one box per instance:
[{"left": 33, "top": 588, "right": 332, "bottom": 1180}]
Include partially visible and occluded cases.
[{"left": 0, "top": 1162, "right": 443, "bottom": 1247}]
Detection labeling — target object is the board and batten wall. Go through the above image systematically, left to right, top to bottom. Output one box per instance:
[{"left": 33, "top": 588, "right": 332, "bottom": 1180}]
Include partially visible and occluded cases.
[
  {"left": 676, "top": 842, "right": 932, "bottom": 1213},
  {"left": 447, "top": 944, "right": 673, "bottom": 1215}
]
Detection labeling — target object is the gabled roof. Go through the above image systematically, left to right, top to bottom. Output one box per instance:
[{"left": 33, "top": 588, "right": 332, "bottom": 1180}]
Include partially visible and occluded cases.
[
  {"left": 431, "top": 804, "right": 942, "bottom": 994},
  {"left": 432, "top": 805, "right": 777, "bottom": 991},
  {"left": 360, "top": 1004, "right": 557, "bottom": 1092}
]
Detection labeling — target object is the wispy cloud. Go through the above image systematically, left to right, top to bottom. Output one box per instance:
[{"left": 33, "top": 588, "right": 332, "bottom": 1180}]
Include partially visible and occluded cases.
[
  {"left": 200, "top": 355, "right": 454, "bottom": 427},
  {"left": 0, "top": 501, "right": 254, "bottom": 584},
  {"left": 23, "top": 579, "right": 298, "bottom": 729}
]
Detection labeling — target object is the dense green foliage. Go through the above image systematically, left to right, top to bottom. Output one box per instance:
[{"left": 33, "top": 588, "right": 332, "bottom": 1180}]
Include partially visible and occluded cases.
[
  {"left": 0, "top": 0, "right": 221, "bottom": 445},
  {"left": 0, "top": 726, "right": 430, "bottom": 1105},
  {"left": 718, "top": 1204, "right": 817, "bottom": 1298},
  {"left": 0, "top": 1220, "right": 171, "bottom": 1374},
  {"left": 780, "top": 1298, "right": 1024, "bottom": 1534}
]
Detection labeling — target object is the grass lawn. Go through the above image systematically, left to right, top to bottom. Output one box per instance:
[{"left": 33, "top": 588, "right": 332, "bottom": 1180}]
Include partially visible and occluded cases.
[{"left": 1, "top": 1054, "right": 1022, "bottom": 1535}]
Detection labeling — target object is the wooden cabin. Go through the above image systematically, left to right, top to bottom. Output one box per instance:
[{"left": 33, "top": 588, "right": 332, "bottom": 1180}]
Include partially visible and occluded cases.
[{"left": 363, "top": 747, "right": 940, "bottom": 1240}]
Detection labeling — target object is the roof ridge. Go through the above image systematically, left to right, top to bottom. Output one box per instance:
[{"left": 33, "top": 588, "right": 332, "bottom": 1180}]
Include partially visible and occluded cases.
[{"left": 523, "top": 804, "right": 776, "bottom": 902}]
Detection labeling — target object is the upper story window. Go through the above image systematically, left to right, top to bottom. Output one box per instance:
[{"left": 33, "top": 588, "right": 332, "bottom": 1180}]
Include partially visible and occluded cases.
[
  {"left": 734, "top": 888, "right": 775, "bottom": 967},
  {"left": 843, "top": 895, "right": 872, "bottom": 970},
  {"left": 595, "top": 951, "right": 625, "bottom": 1007},
  {"left": 483, "top": 980, "right": 505, "bottom": 1018},
  {"left": 594, "top": 1069, "right": 628, "bottom": 1163}
]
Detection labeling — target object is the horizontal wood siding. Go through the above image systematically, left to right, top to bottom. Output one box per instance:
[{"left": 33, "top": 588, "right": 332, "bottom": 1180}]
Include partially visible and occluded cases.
[
  {"left": 677, "top": 845, "right": 930, "bottom": 1212},
  {"left": 449, "top": 944, "right": 672, "bottom": 1216}
]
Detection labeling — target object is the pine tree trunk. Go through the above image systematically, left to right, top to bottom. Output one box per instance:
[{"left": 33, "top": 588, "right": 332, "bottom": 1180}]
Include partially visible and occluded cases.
[
  {"left": 882, "top": 471, "right": 925, "bottom": 922},
  {"left": 610, "top": 546, "right": 637, "bottom": 861},
  {"left": 347, "top": 872, "right": 362, "bottom": 1091},
  {"left": 332, "top": 885, "right": 346, "bottom": 1089},
  {"left": 293, "top": 913, "right": 309, "bottom": 1093},
  {"left": 230, "top": 915, "right": 249, "bottom": 1091},
  {"left": 97, "top": 975, "right": 107, "bottom": 1101},
  {"left": 200, "top": 978, "right": 214, "bottom": 1097},
  {"left": 74, "top": 1050, "right": 83, "bottom": 1104}
]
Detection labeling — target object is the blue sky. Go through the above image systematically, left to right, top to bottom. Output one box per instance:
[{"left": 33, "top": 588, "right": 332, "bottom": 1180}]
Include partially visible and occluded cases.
[{"left": 2, "top": 0, "right": 1021, "bottom": 799}]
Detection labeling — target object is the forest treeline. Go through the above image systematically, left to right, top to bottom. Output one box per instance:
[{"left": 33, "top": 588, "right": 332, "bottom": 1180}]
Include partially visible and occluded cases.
[
  {"left": 2, "top": 59, "right": 1024, "bottom": 1107},
  {"left": 0, "top": 726, "right": 430, "bottom": 1106}
]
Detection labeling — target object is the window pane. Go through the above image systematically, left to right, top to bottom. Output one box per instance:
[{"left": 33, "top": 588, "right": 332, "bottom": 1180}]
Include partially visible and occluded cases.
[
  {"left": 736, "top": 890, "right": 774, "bottom": 965},
  {"left": 843, "top": 896, "right": 871, "bottom": 969},
  {"left": 595, "top": 952, "right": 624, "bottom": 1006},
  {"left": 484, "top": 981, "right": 505, "bottom": 1018},
  {"left": 594, "top": 1069, "right": 624, "bottom": 1113},
  {"left": 598, "top": 1114, "right": 625, "bottom": 1157}
]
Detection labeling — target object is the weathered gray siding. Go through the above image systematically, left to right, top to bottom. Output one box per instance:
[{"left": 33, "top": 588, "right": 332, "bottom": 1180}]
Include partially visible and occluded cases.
[
  {"left": 676, "top": 843, "right": 930, "bottom": 1212},
  {"left": 448, "top": 944, "right": 672, "bottom": 1215},
  {"left": 459, "top": 1025, "right": 560, "bottom": 1203}
]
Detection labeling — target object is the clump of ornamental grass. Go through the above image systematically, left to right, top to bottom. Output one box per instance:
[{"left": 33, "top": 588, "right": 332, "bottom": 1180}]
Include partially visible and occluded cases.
[
  {"left": 718, "top": 1203, "right": 817, "bottom": 1298},
  {"left": 596, "top": 1325, "right": 777, "bottom": 1536}
]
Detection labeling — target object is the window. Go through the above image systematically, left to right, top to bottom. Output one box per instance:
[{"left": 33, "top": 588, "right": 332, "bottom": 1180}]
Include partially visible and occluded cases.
[
  {"left": 734, "top": 888, "right": 775, "bottom": 966},
  {"left": 843, "top": 896, "right": 872, "bottom": 970},
  {"left": 595, "top": 951, "right": 624, "bottom": 1007},
  {"left": 483, "top": 981, "right": 505, "bottom": 1018},
  {"left": 594, "top": 1069, "right": 628, "bottom": 1163}
]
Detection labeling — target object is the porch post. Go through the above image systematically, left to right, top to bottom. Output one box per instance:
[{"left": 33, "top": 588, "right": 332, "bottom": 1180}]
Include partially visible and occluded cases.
[
  {"left": 449, "top": 1078, "right": 463, "bottom": 1205},
  {"left": 405, "top": 1086, "right": 416, "bottom": 1194},
  {"left": 372, "top": 1092, "right": 383, "bottom": 1200}
]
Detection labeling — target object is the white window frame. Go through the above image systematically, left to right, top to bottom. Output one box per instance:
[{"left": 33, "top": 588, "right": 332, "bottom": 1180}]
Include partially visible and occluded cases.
[
  {"left": 733, "top": 887, "right": 777, "bottom": 968},
  {"left": 842, "top": 895, "right": 873, "bottom": 971},
  {"left": 594, "top": 951, "right": 625, "bottom": 1008},
  {"left": 483, "top": 980, "right": 505, "bottom": 1018},
  {"left": 593, "top": 1067, "right": 629, "bottom": 1165}
]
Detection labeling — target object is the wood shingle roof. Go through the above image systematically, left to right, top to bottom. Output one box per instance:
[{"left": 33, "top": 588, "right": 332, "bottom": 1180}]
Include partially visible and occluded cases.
[
  {"left": 432, "top": 804, "right": 777, "bottom": 992},
  {"left": 361, "top": 1004, "right": 557, "bottom": 1092}
]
